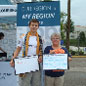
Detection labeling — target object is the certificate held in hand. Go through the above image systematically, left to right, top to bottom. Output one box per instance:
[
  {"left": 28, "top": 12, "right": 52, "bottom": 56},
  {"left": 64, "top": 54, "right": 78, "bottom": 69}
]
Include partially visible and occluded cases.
[
  {"left": 43, "top": 54, "right": 68, "bottom": 70},
  {"left": 14, "top": 56, "right": 39, "bottom": 74}
]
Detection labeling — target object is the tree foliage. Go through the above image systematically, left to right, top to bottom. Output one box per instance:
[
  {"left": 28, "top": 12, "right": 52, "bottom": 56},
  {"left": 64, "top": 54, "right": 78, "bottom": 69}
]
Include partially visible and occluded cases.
[
  {"left": 60, "top": 12, "right": 74, "bottom": 40},
  {"left": 60, "top": 12, "right": 67, "bottom": 39},
  {"left": 64, "top": 19, "right": 74, "bottom": 33},
  {"left": 79, "top": 32, "right": 86, "bottom": 46}
]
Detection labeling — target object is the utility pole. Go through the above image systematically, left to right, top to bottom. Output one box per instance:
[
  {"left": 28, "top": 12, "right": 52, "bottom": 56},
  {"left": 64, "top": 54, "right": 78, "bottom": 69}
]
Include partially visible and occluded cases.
[{"left": 66, "top": 0, "right": 71, "bottom": 51}]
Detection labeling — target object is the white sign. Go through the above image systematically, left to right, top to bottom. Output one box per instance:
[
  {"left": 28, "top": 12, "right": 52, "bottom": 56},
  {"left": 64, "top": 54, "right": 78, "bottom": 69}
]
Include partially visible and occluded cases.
[
  {"left": 0, "top": 5, "right": 17, "bottom": 17},
  {"left": 43, "top": 54, "right": 68, "bottom": 70},
  {"left": 14, "top": 56, "right": 39, "bottom": 74},
  {"left": 0, "top": 62, "right": 17, "bottom": 86}
]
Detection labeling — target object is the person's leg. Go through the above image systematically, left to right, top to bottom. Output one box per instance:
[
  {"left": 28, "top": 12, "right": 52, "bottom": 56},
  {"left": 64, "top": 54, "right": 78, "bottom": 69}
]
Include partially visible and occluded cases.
[
  {"left": 32, "top": 71, "right": 41, "bottom": 86},
  {"left": 18, "top": 73, "right": 32, "bottom": 86},
  {"left": 45, "top": 75, "right": 54, "bottom": 86},
  {"left": 55, "top": 75, "right": 64, "bottom": 86}
]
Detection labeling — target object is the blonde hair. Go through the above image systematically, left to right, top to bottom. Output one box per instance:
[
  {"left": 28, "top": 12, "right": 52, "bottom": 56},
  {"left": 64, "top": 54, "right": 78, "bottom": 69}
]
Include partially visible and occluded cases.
[{"left": 51, "top": 33, "right": 61, "bottom": 40}]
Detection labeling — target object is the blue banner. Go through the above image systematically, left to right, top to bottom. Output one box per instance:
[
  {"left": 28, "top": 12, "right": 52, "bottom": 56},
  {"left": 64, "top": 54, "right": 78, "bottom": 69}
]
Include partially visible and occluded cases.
[{"left": 17, "top": 1, "right": 60, "bottom": 26}]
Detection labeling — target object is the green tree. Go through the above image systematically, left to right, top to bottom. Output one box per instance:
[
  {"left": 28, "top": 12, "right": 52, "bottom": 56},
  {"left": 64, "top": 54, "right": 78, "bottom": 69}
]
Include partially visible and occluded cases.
[
  {"left": 60, "top": 12, "right": 67, "bottom": 39},
  {"left": 60, "top": 12, "right": 74, "bottom": 40},
  {"left": 64, "top": 19, "right": 74, "bottom": 33},
  {"left": 79, "top": 32, "right": 86, "bottom": 46}
]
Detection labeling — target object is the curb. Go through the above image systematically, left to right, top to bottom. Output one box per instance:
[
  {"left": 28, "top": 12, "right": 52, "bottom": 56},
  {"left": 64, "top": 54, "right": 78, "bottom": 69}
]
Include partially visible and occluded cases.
[{"left": 72, "top": 56, "right": 86, "bottom": 58}]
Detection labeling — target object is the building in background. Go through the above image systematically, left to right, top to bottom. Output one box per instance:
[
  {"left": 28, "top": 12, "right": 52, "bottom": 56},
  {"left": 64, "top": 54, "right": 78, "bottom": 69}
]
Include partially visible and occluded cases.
[{"left": 70, "top": 25, "right": 86, "bottom": 39}]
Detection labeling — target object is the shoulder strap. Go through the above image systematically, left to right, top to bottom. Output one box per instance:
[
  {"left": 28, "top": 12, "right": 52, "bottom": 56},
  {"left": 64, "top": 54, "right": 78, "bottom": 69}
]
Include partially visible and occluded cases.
[
  {"left": 23, "top": 32, "right": 29, "bottom": 57},
  {"left": 38, "top": 35, "right": 43, "bottom": 56},
  {"left": 38, "top": 35, "right": 42, "bottom": 45}
]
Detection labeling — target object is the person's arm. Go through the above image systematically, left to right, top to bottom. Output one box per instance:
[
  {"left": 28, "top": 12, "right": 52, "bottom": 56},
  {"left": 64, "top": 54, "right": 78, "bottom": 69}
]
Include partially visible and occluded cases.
[
  {"left": 38, "top": 36, "right": 43, "bottom": 63},
  {"left": 10, "top": 46, "right": 22, "bottom": 67},
  {"left": 44, "top": 46, "right": 51, "bottom": 54},
  {"left": 0, "top": 47, "right": 6, "bottom": 53},
  {"left": 62, "top": 47, "right": 72, "bottom": 61},
  {"left": 38, "top": 48, "right": 43, "bottom": 63},
  {"left": 49, "top": 50, "right": 55, "bottom": 54},
  {"left": 68, "top": 57, "right": 72, "bottom": 61}
]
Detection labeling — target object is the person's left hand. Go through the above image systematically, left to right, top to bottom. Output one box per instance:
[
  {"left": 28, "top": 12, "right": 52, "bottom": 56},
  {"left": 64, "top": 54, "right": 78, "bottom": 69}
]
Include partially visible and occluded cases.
[
  {"left": 38, "top": 56, "right": 42, "bottom": 63},
  {"left": 69, "top": 57, "right": 72, "bottom": 61},
  {"left": 10, "top": 59, "right": 15, "bottom": 67}
]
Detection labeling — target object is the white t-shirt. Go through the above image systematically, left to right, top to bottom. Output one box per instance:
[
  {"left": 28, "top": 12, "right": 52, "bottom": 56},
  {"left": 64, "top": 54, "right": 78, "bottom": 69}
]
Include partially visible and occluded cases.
[{"left": 17, "top": 35, "right": 37, "bottom": 56}]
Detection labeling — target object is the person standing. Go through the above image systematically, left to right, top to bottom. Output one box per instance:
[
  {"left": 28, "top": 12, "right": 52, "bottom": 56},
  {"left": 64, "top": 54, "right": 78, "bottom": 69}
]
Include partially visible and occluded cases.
[
  {"left": 10, "top": 19, "right": 43, "bottom": 86},
  {"left": 0, "top": 32, "right": 6, "bottom": 53},
  {"left": 0, "top": 32, "right": 7, "bottom": 60},
  {"left": 44, "top": 33, "right": 72, "bottom": 86}
]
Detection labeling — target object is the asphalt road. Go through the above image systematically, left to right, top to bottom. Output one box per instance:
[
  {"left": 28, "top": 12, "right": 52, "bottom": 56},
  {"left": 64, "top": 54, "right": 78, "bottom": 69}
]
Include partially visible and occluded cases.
[{"left": 64, "top": 58, "right": 86, "bottom": 86}]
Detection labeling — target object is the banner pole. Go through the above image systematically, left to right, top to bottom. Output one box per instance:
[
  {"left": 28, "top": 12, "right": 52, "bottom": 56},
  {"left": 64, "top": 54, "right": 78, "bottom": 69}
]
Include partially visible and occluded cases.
[
  {"left": 41, "top": 43, "right": 45, "bottom": 86},
  {"left": 41, "top": 66, "right": 45, "bottom": 86}
]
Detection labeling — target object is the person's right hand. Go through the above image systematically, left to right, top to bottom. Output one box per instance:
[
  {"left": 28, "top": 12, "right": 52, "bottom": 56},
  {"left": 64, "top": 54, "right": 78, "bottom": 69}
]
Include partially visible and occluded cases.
[
  {"left": 49, "top": 50, "right": 55, "bottom": 54},
  {"left": 10, "top": 59, "right": 15, "bottom": 67}
]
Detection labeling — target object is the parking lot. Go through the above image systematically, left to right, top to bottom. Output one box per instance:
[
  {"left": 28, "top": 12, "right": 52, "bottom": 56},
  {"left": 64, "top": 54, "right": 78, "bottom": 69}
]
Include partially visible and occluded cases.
[{"left": 64, "top": 58, "right": 86, "bottom": 86}]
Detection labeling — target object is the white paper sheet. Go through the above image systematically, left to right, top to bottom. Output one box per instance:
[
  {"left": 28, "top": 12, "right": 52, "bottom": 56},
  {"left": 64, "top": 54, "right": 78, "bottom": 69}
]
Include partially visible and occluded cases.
[
  {"left": 43, "top": 54, "right": 68, "bottom": 70},
  {"left": 14, "top": 56, "right": 39, "bottom": 74}
]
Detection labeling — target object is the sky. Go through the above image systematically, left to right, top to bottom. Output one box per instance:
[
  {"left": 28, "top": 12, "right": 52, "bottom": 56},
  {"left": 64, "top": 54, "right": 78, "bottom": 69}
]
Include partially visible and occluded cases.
[
  {"left": 24, "top": 0, "right": 86, "bottom": 26},
  {"left": 60, "top": 0, "right": 86, "bottom": 26}
]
